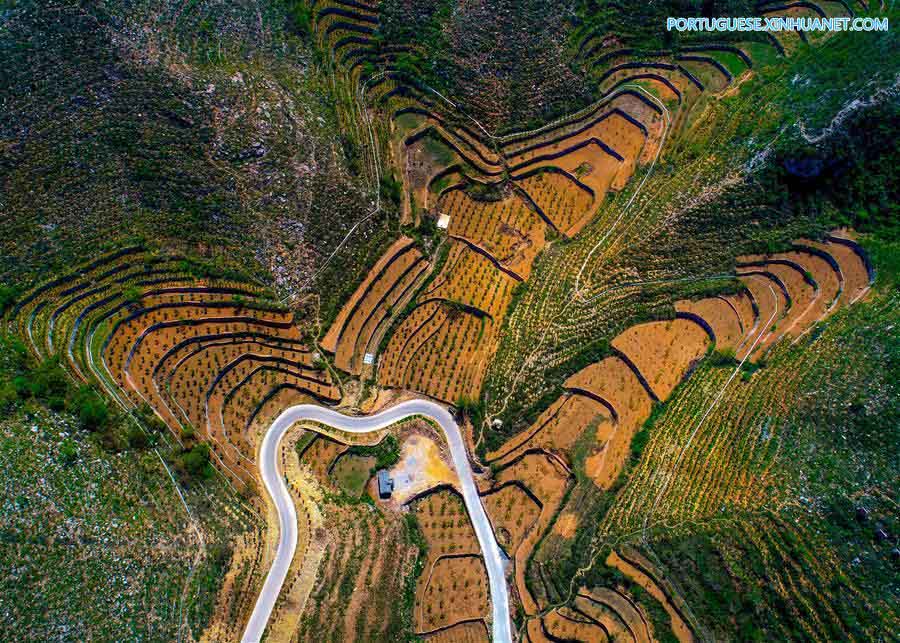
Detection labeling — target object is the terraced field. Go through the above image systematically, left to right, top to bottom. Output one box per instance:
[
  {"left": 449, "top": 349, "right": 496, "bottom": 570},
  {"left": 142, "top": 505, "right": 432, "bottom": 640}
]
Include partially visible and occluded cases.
[{"left": 2, "top": 0, "right": 897, "bottom": 641}]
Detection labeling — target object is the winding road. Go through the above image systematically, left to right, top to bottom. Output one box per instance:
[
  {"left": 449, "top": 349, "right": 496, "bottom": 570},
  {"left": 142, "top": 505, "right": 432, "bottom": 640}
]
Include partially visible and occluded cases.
[{"left": 241, "top": 400, "right": 512, "bottom": 643}]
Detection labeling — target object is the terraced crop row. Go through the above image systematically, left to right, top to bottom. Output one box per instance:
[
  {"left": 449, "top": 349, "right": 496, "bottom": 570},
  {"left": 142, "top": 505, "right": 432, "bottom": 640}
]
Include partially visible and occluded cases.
[
  {"left": 479, "top": 231, "right": 872, "bottom": 638},
  {"left": 322, "top": 236, "right": 428, "bottom": 376},
  {"left": 5, "top": 247, "right": 340, "bottom": 489},
  {"left": 410, "top": 486, "right": 490, "bottom": 635}
]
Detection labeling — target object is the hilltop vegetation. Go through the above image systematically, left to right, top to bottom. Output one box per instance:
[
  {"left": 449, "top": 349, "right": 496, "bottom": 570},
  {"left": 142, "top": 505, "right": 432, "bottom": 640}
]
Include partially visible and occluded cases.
[
  {"left": 0, "top": 0, "right": 392, "bottom": 308},
  {"left": 1, "top": 0, "right": 898, "bottom": 641}
]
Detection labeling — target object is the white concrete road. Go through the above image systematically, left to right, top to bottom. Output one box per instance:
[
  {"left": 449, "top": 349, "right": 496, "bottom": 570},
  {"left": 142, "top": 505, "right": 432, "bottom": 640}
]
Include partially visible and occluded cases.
[{"left": 241, "top": 400, "right": 512, "bottom": 643}]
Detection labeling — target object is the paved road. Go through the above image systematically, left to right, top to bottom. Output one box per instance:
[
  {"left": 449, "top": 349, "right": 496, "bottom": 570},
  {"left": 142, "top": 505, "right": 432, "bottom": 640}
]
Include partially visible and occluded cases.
[{"left": 241, "top": 400, "right": 512, "bottom": 643}]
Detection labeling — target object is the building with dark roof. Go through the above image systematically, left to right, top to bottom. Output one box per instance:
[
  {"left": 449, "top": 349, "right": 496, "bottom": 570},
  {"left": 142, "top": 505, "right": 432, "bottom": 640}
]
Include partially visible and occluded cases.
[{"left": 377, "top": 469, "right": 394, "bottom": 499}]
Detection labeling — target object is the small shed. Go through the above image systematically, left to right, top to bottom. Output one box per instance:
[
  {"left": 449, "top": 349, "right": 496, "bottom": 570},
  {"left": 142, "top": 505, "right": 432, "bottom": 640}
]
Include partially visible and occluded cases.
[{"left": 377, "top": 469, "right": 394, "bottom": 499}]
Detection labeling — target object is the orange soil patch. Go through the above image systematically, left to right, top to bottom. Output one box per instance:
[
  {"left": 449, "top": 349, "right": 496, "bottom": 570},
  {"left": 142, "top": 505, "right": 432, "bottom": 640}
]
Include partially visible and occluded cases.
[
  {"left": 501, "top": 93, "right": 649, "bottom": 155},
  {"left": 510, "top": 111, "right": 643, "bottom": 169},
  {"left": 520, "top": 148, "right": 621, "bottom": 226},
  {"left": 516, "top": 171, "right": 596, "bottom": 237},
  {"left": 441, "top": 189, "right": 546, "bottom": 279},
  {"left": 322, "top": 236, "right": 415, "bottom": 353},
  {"left": 803, "top": 239, "right": 870, "bottom": 304},
  {"left": 423, "top": 240, "right": 517, "bottom": 319},
  {"left": 332, "top": 244, "right": 426, "bottom": 374},
  {"left": 779, "top": 250, "right": 841, "bottom": 321},
  {"left": 743, "top": 251, "right": 840, "bottom": 334},
  {"left": 744, "top": 262, "right": 815, "bottom": 339},
  {"left": 736, "top": 272, "right": 788, "bottom": 360},
  {"left": 721, "top": 290, "right": 756, "bottom": 337},
  {"left": 675, "top": 297, "right": 743, "bottom": 351},
  {"left": 378, "top": 301, "right": 448, "bottom": 386},
  {"left": 105, "top": 302, "right": 294, "bottom": 393},
  {"left": 382, "top": 302, "right": 498, "bottom": 402},
  {"left": 402, "top": 308, "right": 485, "bottom": 399},
  {"left": 108, "top": 312, "right": 328, "bottom": 480},
  {"left": 611, "top": 318, "right": 710, "bottom": 400},
  {"left": 157, "top": 340, "right": 331, "bottom": 433},
  {"left": 565, "top": 356, "right": 654, "bottom": 489},
  {"left": 487, "top": 393, "right": 611, "bottom": 466},
  {"left": 388, "top": 434, "right": 458, "bottom": 505},
  {"left": 298, "top": 435, "right": 349, "bottom": 487},
  {"left": 495, "top": 453, "right": 571, "bottom": 615},
  {"left": 481, "top": 483, "right": 541, "bottom": 553},
  {"left": 411, "top": 487, "right": 481, "bottom": 557},
  {"left": 410, "top": 488, "right": 486, "bottom": 632},
  {"left": 553, "top": 512, "right": 579, "bottom": 538},
  {"left": 606, "top": 550, "right": 694, "bottom": 643},
  {"left": 419, "top": 556, "right": 489, "bottom": 632},
  {"left": 576, "top": 588, "right": 652, "bottom": 643},
  {"left": 543, "top": 607, "right": 609, "bottom": 642},
  {"left": 525, "top": 618, "right": 554, "bottom": 643},
  {"left": 423, "top": 620, "right": 489, "bottom": 643}
]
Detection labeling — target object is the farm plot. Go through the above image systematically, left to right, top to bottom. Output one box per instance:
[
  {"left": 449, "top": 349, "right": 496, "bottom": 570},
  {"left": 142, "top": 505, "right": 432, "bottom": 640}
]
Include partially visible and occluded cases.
[
  {"left": 509, "top": 110, "right": 647, "bottom": 186},
  {"left": 515, "top": 170, "right": 597, "bottom": 237},
  {"left": 441, "top": 188, "right": 546, "bottom": 279},
  {"left": 322, "top": 236, "right": 418, "bottom": 353},
  {"left": 800, "top": 236, "right": 871, "bottom": 305},
  {"left": 378, "top": 241, "right": 515, "bottom": 402},
  {"left": 422, "top": 241, "right": 517, "bottom": 319},
  {"left": 6, "top": 247, "right": 339, "bottom": 490},
  {"left": 742, "top": 249, "right": 843, "bottom": 328},
  {"left": 334, "top": 252, "right": 428, "bottom": 376},
  {"left": 735, "top": 260, "right": 828, "bottom": 358},
  {"left": 604, "top": 282, "right": 886, "bottom": 541},
  {"left": 675, "top": 297, "right": 744, "bottom": 352},
  {"left": 378, "top": 301, "right": 449, "bottom": 388},
  {"left": 400, "top": 306, "right": 498, "bottom": 403},
  {"left": 611, "top": 318, "right": 711, "bottom": 400},
  {"left": 564, "top": 356, "right": 655, "bottom": 489},
  {"left": 486, "top": 393, "right": 612, "bottom": 467},
  {"left": 298, "top": 435, "right": 350, "bottom": 488},
  {"left": 490, "top": 452, "right": 572, "bottom": 614},
  {"left": 480, "top": 483, "right": 541, "bottom": 554},
  {"left": 409, "top": 487, "right": 488, "bottom": 633},
  {"left": 296, "top": 504, "right": 418, "bottom": 643},
  {"left": 606, "top": 549, "right": 694, "bottom": 643},
  {"left": 419, "top": 556, "right": 490, "bottom": 632},
  {"left": 574, "top": 588, "right": 652, "bottom": 643},
  {"left": 539, "top": 606, "right": 609, "bottom": 642},
  {"left": 423, "top": 620, "right": 489, "bottom": 643}
]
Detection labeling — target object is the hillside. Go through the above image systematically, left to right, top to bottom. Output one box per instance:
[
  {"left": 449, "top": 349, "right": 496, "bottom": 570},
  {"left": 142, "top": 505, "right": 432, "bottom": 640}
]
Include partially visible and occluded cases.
[{"left": 1, "top": 1, "right": 897, "bottom": 642}]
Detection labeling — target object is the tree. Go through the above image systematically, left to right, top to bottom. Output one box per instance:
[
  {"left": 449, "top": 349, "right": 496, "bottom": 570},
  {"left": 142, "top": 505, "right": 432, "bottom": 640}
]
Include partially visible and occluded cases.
[{"left": 178, "top": 442, "right": 214, "bottom": 480}]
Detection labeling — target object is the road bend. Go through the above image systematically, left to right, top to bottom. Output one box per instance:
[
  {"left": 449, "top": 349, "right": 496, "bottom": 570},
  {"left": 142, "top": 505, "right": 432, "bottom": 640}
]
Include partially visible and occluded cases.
[{"left": 241, "top": 400, "right": 511, "bottom": 643}]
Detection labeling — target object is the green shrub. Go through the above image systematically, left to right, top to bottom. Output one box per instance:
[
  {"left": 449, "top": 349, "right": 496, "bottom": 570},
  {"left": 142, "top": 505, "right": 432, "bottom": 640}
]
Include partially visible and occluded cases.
[
  {"left": 380, "top": 174, "right": 403, "bottom": 208},
  {"left": 0, "top": 284, "right": 19, "bottom": 315},
  {"left": 122, "top": 286, "right": 142, "bottom": 303},
  {"left": 708, "top": 348, "right": 738, "bottom": 368},
  {"left": 71, "top": 386, "right": 109, "bottom": 431},
  {"left": 127, "top": 425, "right": 150, "bottom": 449},
  {"left": 59, "top": 438, "right": 77, "bottom": 464},
  {"left": 178, "top": 443, "right": 214, "bottom": 480}
]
